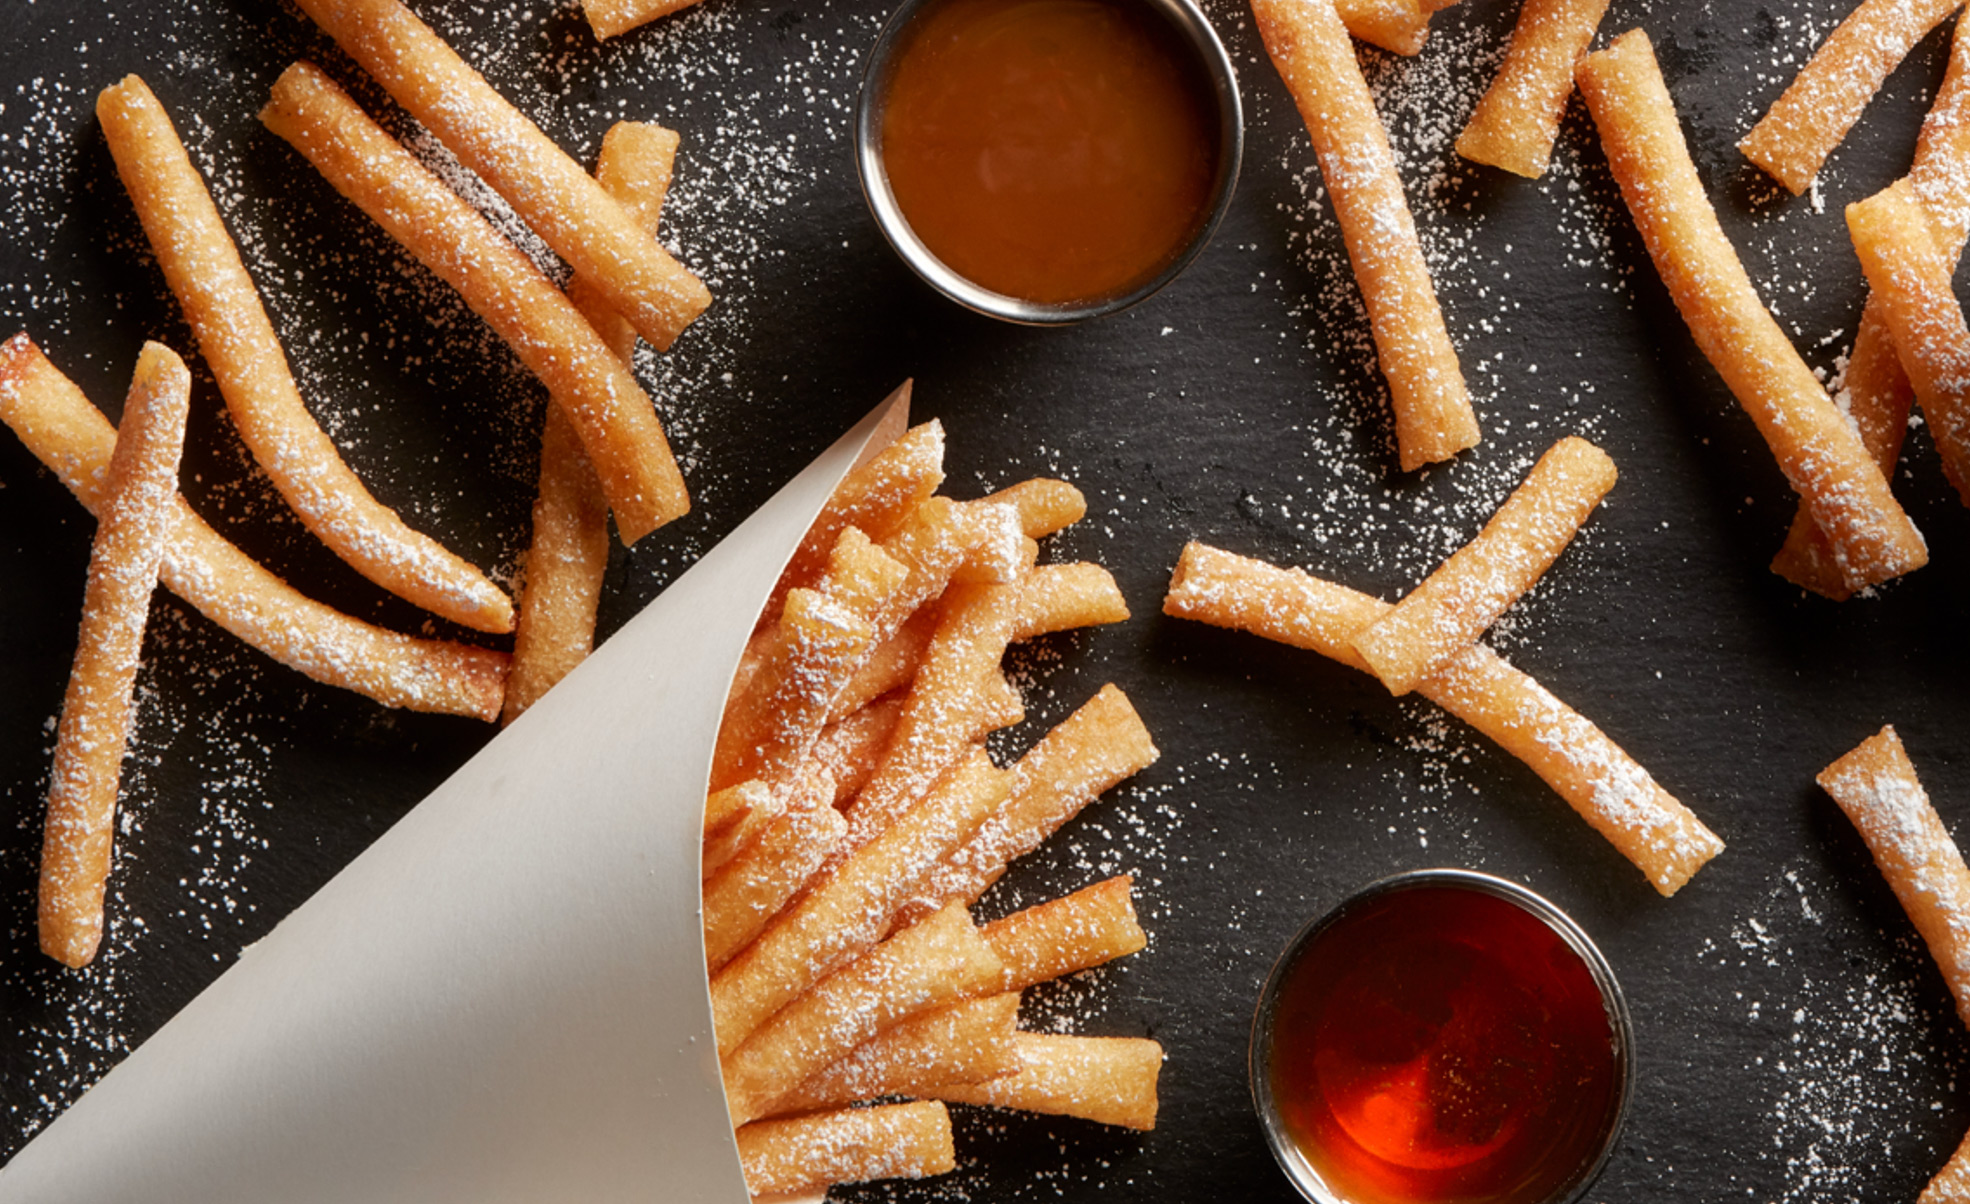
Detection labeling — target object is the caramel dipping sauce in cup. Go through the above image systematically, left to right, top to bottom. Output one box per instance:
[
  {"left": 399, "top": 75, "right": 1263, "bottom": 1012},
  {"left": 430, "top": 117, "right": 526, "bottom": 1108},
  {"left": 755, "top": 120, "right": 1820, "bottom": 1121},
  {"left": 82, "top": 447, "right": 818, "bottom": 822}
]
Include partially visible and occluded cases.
[
  {"left": 856, "top": 0, "right": 1241, "bottom": 323},
  {"left": 1251, "top": 870, "right": 1633, "bottom": 1204}
]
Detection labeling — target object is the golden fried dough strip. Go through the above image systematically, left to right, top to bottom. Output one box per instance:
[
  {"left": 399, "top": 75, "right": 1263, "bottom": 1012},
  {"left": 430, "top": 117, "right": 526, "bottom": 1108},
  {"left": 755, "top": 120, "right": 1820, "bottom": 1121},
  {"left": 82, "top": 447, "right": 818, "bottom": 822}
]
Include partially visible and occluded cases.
[
  {"left": 289, "top": 0, "right": 710, "bottom": 349},
  {"left": 581, "top": 0, "right": 706, "bottom": 41},
  {"left": 1251, "top": 0, "right": 1479, "bottom": 471},
  {"left": 1335, "top": 0, "right": 1431, "bottom": 55},
  {"left": 1455, "top": 0, "right": 1611, "bottom": 177},
  {"left": 1739, "top": 0, "right": 1964, "bottom": 194},
  {"left": 1775, "top": 12, "right": 1970, "bottom": 595},
  {"left": 1576, "top": 30, "right": 1926, "bottom": 593},
  {"left": 262, "top": 62, "right": 688, "bottom": 543},
  {"left": 96, "top": 76, "right": 513, "bottom": 634},
  {"left": 504, "top": 123, "right": 680, "bottom": 722},
  {"left": 1847, "top": 180, "right": 1970, "bottom": 504},
  {"left": 0, "top": 335, "right": 507, "bottom": 719},
  {"left": 38, "top": 344, "right": 191, "bottom": 969},
  {"left": 503, "top": 401, "right": 610, "bottom": 724},
  {"left": 763, "top": 416, "right": 944, "bottom": 627},
  {"left": 1354, "top": 436, "right": 1617, "bottom": 695},
  {"left": 983, "top": 478, "right": 1087, "bottom": 538},
  {"left": 949, "top": 499, "right": 1036, "bottom": 586},
  {"left": 1164, "top": 543, "right": 1723, "bottom": 894},
  {"left": 1012, "top": 563, "right": 1131, "bottom": 642},
  {"left": 840, "top": 581, "right": 1025, "bottom": 852},
  {"left": 710, "top": 588, "right": 874, "bottom": 793},
  {"left": 828, "top": 611, "right": 935, "bottom": 723},
  {"left": 905, "top": 686, "right": 1159, "bottom": 921},
  {"left": 811, "top": 697, "right": 907, "bottom": 806},
  {"left": 1818, "top": 726, "right": 1970, "bottom": 1027},
  {"left": 710, "top": 749, "right": 1009, "bottom": 1055},
  {"left": 703, "top": 777, "right": 845, "bottom": 972},
  {"left": 702, "top": 780, "right": 779, "bottom": 880},
  {"left": 981, "top": 875, "right": 1147, "bottom": 992},
  {"left": 721, "top": 903, "right": 1004, "bottom": 1126},
  {"left": 772, "top": 993, "right": 1022, "bottom": 1117},
  {"left": 928, "top": 1033, "right": 1163, "bottom": 1131},
  {"left": 735, "top": 1101, "right": 955, "bottom": 1198},
  {"left": 1924, "top": 1128, "right": 1970, "bottom": 1204}
]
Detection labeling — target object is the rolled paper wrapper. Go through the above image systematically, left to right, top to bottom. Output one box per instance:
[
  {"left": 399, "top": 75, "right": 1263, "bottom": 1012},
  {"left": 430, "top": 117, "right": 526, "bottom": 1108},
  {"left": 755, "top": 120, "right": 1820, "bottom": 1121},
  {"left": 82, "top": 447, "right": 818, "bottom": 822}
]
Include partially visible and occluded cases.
[{"left": 0, "top": 389, "right": 913, "bottom": 1204}]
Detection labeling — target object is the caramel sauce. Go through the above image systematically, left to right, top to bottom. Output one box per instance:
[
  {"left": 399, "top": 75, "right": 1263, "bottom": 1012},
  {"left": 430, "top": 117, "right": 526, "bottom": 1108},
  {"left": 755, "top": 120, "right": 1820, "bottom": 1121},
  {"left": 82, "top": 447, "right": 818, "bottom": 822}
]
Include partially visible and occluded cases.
[
  {"left": 877, "top": 0, "right": 1219, "bottom": 305},
  {"left": 1269, "top": 888, "right": 1621, "bottom": 1204}
]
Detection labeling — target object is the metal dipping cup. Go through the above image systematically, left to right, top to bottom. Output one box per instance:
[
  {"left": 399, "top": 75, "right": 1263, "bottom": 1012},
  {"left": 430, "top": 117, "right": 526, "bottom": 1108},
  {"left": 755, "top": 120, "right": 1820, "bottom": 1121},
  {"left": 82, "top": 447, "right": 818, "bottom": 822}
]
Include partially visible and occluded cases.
[
  {"left": 854, "top": 0, "right": 1243, "bottom": 325},
  {"left": 1249, "top": 868, "right": 1635, "bottom": 1204}
]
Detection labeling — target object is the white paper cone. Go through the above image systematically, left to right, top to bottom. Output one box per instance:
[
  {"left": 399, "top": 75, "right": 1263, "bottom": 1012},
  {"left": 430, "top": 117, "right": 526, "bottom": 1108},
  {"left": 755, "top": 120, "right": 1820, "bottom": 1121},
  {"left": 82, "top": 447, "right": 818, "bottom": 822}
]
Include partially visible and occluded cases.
[{"left": 1, "top": 389, "right": 912, "bottom": 1204}]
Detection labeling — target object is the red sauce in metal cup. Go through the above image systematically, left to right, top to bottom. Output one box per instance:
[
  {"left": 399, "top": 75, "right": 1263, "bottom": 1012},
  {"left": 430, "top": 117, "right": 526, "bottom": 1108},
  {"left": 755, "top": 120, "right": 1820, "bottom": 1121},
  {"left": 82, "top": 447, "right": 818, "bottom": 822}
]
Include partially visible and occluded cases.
[
  {"left": 876, "top": 0, "right": 1220, "bottom": 305},
  {"left": 1256, "top": 878, "right": 1627, "bottom": 1204}
]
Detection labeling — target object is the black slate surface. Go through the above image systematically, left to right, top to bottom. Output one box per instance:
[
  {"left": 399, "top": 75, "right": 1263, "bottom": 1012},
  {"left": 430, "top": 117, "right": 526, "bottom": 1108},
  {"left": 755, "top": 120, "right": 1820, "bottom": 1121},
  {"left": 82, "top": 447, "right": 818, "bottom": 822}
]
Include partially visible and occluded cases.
[{"left": 2, "top": 0, "right": 1969, "bottom": 1200}]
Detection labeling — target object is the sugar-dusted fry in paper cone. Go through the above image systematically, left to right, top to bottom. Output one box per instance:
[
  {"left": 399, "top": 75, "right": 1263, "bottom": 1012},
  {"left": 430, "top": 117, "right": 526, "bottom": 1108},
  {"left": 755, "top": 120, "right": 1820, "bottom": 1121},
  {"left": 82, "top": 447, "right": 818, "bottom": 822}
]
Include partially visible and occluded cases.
[
  {"left": 290, "top": 0, "right": 711, "bottom": 349},
  {"left": 582, "top": 0, "right": 708, "bottom": 41},
  {"left": 1250, "top": 0, "right": 1480, "bottom": 471},
  {"left": 1455, "top": 0, "right": 1611, "bottom": 177},
  {"left": 1739, "top": 0, "right": 1965, "bottom": 194},
  {"left": 1575, "top": 30, "right": 1927, "bottom": 594},
  {"left": 262, "top": 62, "right": 690, "bottom": 543},
  {"left": 96, "top": 75, "right": 513, "bottom": 634},
  {"left": 1846, "top": 180, "right": 1970, "bottom": 505},
  {"left": 0, "top": 335, "right": 508, "bottom": 719},
  {"left": 38, "top": 343, "right": 191, "bottom": 969},
  {"left": 1354, "top": 436, "right": 1616, "bottom": 695},
  {"left": 983, "top": 477, "right": 1087, "bottom": 538},
  {"left": 1164, "top": 543, "right": 1723, "bottom": 894},
  {"left": 1013, "top": 563, "right": 1131, "bottom": 641},
  {"left": 709, "top": 588, "right": 875, "bottom": 793},
  {"left": 810, "top": 697, "right": 906, "bottom": 805},
  {"left": 1818, "top": 727, "right": 1970, "bottom": 1027},
  {"left": 711, "top": 749, "right": 1009, "bottom": 1055},
  {"left": 702, "top": 780, "right": 780, "bottom": 880},
  {"left": 703, "top": 782, "right": 845, "bottom": 971},
  {"left": 981, "top": 875, "right": 1147, "bottom": 992},
  {"left": 720, "top": 903, "right": 1003, "bottom": 1126},
  {"left": 772, "top": 993, "right": 1022, "bottom": 1116},
  {"left": 928, "top": 1033, "right": 1163, "bottom": 1130},
  {"left": 736, "top": 1101, "right": 956, "bottom": 1198}
]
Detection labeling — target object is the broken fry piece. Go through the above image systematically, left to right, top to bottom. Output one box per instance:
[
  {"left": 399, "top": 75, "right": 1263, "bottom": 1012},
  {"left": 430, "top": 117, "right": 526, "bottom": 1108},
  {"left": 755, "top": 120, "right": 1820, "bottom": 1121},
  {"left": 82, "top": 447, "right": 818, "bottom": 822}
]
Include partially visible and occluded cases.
[
  {"left": 290, "top": 0, "right": 710, "bottom": 349},
  {"left": 1250, "top": 0, "right": 1479, "bottom": 471},
  {"left": 1335, "top": 0, "right": 1432, "bottom": 55},
  {"left": 1455, "top": 0, "right": 1611, "bottom": 177},
  {"left": 1739, "top": 0, "right": 1964, "bottom": 194},
  {"left": 1576, "top": 29, "right": 1926, "bottom": 594},
  {"left": 262, "top": 61, "right": 689, "bottom": 543},
  {"left": 96, "top": 75, "right": 513, "bottom": 634},
  {"left": 1846, "top": 180, "right": 1970, "bottom": 505},
  {"left": 0, "top": 335, "right": 507, "bottom": 719},
  {"left": 37, "top": 343, "right": 191, "bottom": 969},
  {"left": 1354, "top": 436, "right": 1617, "bottom": 695},
  {"left": 1164, "top": 542, "right": 1723, "bottom": 895},
  {"left": 1818, "top": 726, "right": 1970, "bottom": 1027},
  {"left": 703, "top": 782, "right": 845, "bottom": 972},
  {"left": 929, "top": 1033, "right": 1164, "bottom": 1131},
  {"left": 736, "top": 1101, "right": 955, "bottom": 1198}
]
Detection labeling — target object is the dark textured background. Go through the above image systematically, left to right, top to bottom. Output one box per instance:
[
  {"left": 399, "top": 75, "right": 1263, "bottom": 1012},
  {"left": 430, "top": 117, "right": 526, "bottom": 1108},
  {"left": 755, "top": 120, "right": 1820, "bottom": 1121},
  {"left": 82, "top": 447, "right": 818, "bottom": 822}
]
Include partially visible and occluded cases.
[{"left": 1, "top": 0, "right": 1967, "bottom": 1199}]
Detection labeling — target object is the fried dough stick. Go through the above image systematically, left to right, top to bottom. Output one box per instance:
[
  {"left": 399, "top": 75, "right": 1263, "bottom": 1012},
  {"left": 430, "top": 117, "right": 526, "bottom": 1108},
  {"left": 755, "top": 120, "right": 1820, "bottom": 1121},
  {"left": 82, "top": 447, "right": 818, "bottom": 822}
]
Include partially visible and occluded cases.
[
  {"left": 289, "top": 0, "right": 711, "bottom": 350},
  {"left": 583, "top": 0, "right": 710, "bottom": 41},
  {"left": 1251, "top": 0, "right": 1480, "bottom": 471},
  {"left": 1335, "top": 0, "right": 1432, "bottom": 55},
  {"left": 1455, "top": 0, "right": 1612, "bottom": 178},
  {"left": 1739, "top": 0, "right": 1965, "bottom": 195},
  {"left": 1773, "top": 10, "right": 1970, "bottom": 596},
  {"left": 1575, "top": 30, "right": 1927, "bottom": 594},
  {"left": 262, "top": 62, "right": 689, "bottom": 544},
  {"left": 95, "top": 76, "right": 513, "bottom": 635},
  {"left": 505, "top": 122, "right": 681, "bottom": 723},
  {"left": 1847, "top": 180, "right": 1970, "bottom": 504},
  {"left": 0, "top": 335, "right": 507, "bottom": 719},
  {"left": 38, "top": 344, "right": 191, "bottom": 969},
  {"left": 1354, "top": 436, "right": 1616, "bottom": 695},
  {"left": 1164, "top": 542, "right": 1722, "bottom": 895},
  {"left": 1817, "top": 727, "right": 1970, "bottom": 1204},
  {"left": 771, "top": 993, "right": 1022, "bottom": 1116},
  {"left": 928, "top": 1033, "right": 1164, "bottom": 1130},
  {"left": 735, "top": 1101, "right": 955, "bottom": 1198}
]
